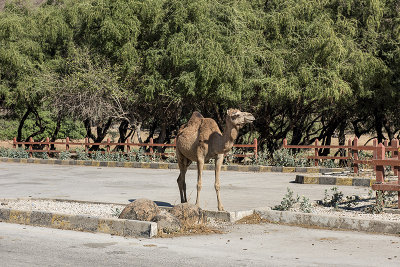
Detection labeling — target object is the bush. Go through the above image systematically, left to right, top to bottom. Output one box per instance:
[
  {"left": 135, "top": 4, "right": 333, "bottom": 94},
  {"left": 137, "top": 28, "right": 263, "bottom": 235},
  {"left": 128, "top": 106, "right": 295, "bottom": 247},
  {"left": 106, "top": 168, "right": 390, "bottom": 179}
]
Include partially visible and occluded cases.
[
  {"left": 0, "top": 147, "right": 29, "bottom": 158},
  {"left": 272, "top": 149, "right": 310, "bottom": 167},
  {"left": 59, "top": 151, "right": 72, "bottom": 160},
  {"left": 273, "top": 188, "right": 299, "bottom": 211}
]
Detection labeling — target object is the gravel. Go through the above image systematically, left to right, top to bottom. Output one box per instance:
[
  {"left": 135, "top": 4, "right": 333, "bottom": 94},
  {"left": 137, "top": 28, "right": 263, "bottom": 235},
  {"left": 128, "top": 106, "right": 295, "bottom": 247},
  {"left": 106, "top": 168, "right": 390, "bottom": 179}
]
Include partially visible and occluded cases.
[
  {"left": 1, "top": 197, "right": 400, "bottom": 223},
  {"left": 0, "top": 199, "right": 126, "bottom": 219}
]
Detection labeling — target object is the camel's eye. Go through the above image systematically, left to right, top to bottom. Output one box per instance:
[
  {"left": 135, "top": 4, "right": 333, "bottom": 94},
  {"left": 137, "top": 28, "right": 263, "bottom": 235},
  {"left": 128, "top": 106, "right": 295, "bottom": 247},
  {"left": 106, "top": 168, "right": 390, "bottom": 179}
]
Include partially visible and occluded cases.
[{"left": 231, "top": 113, "right": 240, "bottom": 119}]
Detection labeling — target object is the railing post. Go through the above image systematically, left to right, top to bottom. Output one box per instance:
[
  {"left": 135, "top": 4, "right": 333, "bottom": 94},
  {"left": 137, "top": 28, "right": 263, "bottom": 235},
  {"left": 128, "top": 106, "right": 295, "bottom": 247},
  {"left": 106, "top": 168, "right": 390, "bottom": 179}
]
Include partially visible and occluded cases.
[
  {"left": 13, "top": 137, "right": 16, "bottom": 149},
  {"left": 29, "top": 137, "right": 33, "bottom": 158},
  {"left": 45, "top": 137, "right": 50, "bottom": 157},
  {"left": 66, "top": 137, "right": 70, "bottom": 152},
  {"left": 85, "top": 137, "right": 89, "bottom": 153},
  {"left": 126, "top": 137, "right": 130, "bottom": 153},
  {"left": 353, "top": 137, "right": 359, "bottom": 174},
  {"left": 106, "top": 138, "right": 111, "bottom": 153},
  {"left": 149, "top": 138, "right": 153, "bottom": 154},
  {"left": 254, "top": 138, "right": 258, "bottom": 160},
  {"left": 283, "top": 138, "right": 287, "bottom": 148},
  {"left": 373, "top": 138, "right": 377, "bottom": 172},
  {"left": 314, "top": 139, "right": 319, "bottom": 167},
  {"left": 347, "top": 139, "right": 352, "bottom": 167},
  {"left": 392, "top": 139, "right": 399, "bottom": 176},
  {"left": 376, "top": 143, "right": 385, "bottom": 184}
]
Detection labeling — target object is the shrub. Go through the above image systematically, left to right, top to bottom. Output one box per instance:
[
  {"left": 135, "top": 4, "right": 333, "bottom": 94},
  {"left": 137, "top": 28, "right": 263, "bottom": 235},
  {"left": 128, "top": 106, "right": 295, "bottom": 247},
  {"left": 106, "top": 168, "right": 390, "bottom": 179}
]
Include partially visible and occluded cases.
[
  {"left": 1, "top": 147, "right": 29, "bottom": 158},
  {"left": 272, "top": 149, "right": 310, "bottom": 167},
  {"left": 59, "top": 151, "right": 72, "bottom": 160},
  {"left": 273, "top": 188, "right": 299, "bottom": 211}
]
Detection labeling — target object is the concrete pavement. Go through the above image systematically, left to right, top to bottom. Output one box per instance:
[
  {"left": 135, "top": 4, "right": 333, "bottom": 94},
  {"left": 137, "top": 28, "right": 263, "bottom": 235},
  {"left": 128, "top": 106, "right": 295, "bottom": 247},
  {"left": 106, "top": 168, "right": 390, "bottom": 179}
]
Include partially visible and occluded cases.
[
  {"left": 0, "top": 162, "right": 371, "bottom": 211},
  {"left": 2, "top": 221, "right": 400, "bottom": 266}
]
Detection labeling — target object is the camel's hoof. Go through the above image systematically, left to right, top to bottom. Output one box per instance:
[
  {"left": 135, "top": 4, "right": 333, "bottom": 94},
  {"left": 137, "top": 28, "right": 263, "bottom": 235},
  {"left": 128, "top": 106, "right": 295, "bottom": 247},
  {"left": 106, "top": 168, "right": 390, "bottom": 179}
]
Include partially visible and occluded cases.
[{"left": 218, "top": 207, "right": 224, "bottom": 211}]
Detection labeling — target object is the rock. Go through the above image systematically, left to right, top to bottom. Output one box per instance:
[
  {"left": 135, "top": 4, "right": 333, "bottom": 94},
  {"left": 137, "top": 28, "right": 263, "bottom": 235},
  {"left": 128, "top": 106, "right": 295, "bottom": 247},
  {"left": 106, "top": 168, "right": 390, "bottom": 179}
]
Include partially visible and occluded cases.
[
  {"left": 118, "top": 198, "right": 160, "bottom": 221},
  {"left": 170, "top": 203, "right": 203, "bottom": 225},
  {"left": 153, "top": 210, "right": 181, "bottom": 234}
]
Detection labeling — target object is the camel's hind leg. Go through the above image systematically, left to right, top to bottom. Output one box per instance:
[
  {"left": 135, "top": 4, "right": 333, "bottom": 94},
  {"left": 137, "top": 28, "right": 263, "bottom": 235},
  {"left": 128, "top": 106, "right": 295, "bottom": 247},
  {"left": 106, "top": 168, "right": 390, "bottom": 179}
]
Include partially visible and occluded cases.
[{"left": 177, "top": 150, "right": 191, "bottom": 203}]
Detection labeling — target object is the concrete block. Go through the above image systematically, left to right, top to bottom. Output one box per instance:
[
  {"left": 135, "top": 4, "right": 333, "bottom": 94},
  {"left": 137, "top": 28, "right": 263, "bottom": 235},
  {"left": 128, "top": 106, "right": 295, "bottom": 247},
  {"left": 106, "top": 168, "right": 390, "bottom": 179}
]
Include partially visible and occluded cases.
[
  {"left": 99, "top": 161, "right": 108, "bottom": 167},
  {"left": 108, "top": 162, "right": 117, "bottom": 167},
  {"left": 123, "top": 162, "right": 134, "bottom": 168},
  {"left": 150, "top": 163, "right": 159, "bottom": 169},
  {"left": 158, "top": 163, "right": 169, "bottom": 169},
  {"left": 168, "top": 163, "right": 179, "bottom": 169},
  {"left": 188, "top": 164, "right": 197, "bottom": 170},
  {"left": 227, "top": 165, "right": 239, "bottom": 171},
  {"left": 248, "top": 166, "right": 260, "bottom": 172},
  {"left": 259, "top": 166, "right": 272, "bottom": 172},
  {"left": 271, "top": 166, "right": 283, "bottom": 172},
  {"left": 282, "top": 167, "right": 295, "bottom": 173},
  {"left": 295, "top": 167, "right": 307, "bottom": 173},
  {"left": 306, "top": 167, "right": 319, "bottom": 173},
  {"left": 294, "top": 175, "right": 304, "bottom": 183},
  {"left": 303, "top": 176, "right": 319, "bottom": 184},
  {"left": 318, "top": 176, "right": 335, "bottom": 185},
  {"left": 336, "top": 177, "right": 353, "bottom": 186},
  {"left": 352, "top": 178, "right": 370, "bottom": 187},
  {"left": 0, "top": 208, "right": 10, "bottom": 221},
  {"left": 9, "top": 210, "right": 31, "bottom": 224},
  {"left": 229, "top": 210, "right": 254, "bottom": 222},
  {"left": 30, "top": 211, "right": 52, "bottom": 226},
  {"left": 51, "top": 214, "right": 72, "bottom": 230},
  {"left": 70, "top": 215, "right": 99, "bottom": 232},
  {"left": 97, "top": 218, "right": 125, "bottom": 236},
  {"left": 123, "top": 220, "right": 157, "bottom": 238}
]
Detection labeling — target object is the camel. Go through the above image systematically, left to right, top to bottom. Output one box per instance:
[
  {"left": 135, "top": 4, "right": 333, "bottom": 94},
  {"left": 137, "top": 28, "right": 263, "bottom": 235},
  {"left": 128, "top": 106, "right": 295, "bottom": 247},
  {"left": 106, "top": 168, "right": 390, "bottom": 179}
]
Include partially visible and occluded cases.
[{"left": 176, "top": 108, "right": 255, "bottom": 211}]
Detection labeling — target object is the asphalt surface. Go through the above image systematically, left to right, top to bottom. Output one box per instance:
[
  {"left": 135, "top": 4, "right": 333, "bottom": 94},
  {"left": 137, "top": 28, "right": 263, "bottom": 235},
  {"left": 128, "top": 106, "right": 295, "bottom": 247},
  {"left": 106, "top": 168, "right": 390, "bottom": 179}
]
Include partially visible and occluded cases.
[
  {"left": 0, "top": 162, "right": 371, "bottom": 211},
  {"left": 1, "top": 162, "right": 394, "bottom": 266},
  {"left": 2, "top": 221, "right": 400, "bottom": 267}
]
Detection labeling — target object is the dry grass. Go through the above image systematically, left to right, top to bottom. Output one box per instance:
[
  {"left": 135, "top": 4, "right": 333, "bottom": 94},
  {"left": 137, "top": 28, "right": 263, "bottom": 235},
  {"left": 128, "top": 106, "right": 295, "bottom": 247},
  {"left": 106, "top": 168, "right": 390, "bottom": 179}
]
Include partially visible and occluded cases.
[
  {"left": 235, "top": 213, "right": 268, "bottom": 225},
  {"left": 157, "top": 223, "right": 224, "bottom": 238}
]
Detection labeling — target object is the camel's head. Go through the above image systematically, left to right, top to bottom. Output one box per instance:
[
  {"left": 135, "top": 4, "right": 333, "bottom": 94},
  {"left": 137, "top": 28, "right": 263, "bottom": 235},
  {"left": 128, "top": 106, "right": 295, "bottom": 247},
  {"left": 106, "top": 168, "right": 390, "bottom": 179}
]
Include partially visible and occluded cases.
[{"left": 226, "top": 108, "right": 255, "bottom": 128}]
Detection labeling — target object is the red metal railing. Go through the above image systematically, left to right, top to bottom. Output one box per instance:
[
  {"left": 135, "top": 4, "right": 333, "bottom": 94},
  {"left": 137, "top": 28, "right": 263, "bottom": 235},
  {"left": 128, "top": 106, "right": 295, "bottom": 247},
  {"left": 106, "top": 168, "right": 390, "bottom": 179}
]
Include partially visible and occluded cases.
[
  {"left": 12, "top": 137, "right": 258, "bottom": 159},
  {"left": 282, "top": 137, "right": 398, "bottom": 173},
  {"left": 370, "top": 141, "right": 400, "bottom": 208}
]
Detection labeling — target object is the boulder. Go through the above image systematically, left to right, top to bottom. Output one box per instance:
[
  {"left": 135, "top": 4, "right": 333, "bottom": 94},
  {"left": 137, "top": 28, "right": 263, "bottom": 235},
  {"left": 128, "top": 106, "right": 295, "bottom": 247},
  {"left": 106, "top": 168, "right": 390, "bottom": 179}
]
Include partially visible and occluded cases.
[
  {"left": 118, "top": 198, "right": 160, "bottom": 221},
  {"left": 170, "top": 203, "right": 203, "bottom": 225},
  {"left": 153, "top": 210, "right": 181, "bottom": 234}
]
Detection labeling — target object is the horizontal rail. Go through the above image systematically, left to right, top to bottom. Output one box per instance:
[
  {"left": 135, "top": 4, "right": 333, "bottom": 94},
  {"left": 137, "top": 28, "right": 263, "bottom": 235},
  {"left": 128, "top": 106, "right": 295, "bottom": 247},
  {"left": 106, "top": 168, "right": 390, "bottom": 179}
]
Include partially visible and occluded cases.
[
  {"left": 11, "top": 137, "right": 257, "bottom": 160},
  {"left": 307, "top": 156, "right": 351, "bottom": 160}
]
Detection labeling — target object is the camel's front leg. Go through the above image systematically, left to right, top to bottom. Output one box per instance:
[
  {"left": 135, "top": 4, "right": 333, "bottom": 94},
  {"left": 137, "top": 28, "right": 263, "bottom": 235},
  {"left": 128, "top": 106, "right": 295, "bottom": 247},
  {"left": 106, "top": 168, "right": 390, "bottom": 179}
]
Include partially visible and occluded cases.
[
  {"left": 215, "top": 154, "right": 224, "bottom": 211},
  {"left": 195, "top": 158, "right": 204, "bottom": 207}
]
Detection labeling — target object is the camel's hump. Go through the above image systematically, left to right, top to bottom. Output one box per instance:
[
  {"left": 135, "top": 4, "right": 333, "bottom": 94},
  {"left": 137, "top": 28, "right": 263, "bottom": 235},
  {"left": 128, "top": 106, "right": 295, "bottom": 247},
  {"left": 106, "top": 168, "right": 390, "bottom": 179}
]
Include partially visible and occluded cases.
[{"left": 177, "top": 111, "right": 204, "bottom": 136}]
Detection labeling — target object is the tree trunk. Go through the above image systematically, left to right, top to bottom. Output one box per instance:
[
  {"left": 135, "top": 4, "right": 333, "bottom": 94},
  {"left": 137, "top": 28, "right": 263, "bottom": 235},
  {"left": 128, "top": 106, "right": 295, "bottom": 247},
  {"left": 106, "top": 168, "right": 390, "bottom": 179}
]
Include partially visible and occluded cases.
[{"left": 17, "top": 107, "right": 32, "bottom": 145}]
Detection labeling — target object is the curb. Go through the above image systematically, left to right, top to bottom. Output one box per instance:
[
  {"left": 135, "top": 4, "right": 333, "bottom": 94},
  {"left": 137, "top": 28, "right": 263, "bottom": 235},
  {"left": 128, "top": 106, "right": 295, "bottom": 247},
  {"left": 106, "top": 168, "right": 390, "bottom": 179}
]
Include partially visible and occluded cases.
[
  {"left": 0, "top": 157, "right": 344, "bottom": 174},
  {"left": 295, "top": 174, "right": 375, "bottom": 187},
  {"left": 0, "top": 198, "right": 251, "bottom": 238},
  {"left": 0, "top": 207, "right": 157, "bottom": 238},
  {"left": 254, "top": 208, "right": 400, "bottom": 235}
]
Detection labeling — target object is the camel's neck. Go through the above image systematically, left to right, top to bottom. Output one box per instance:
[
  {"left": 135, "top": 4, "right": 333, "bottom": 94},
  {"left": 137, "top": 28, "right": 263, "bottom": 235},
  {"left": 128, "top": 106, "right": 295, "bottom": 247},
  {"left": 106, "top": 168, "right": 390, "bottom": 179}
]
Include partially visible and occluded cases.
[{"left": 219, "top": 121, "right": 239, "bottom": 154}]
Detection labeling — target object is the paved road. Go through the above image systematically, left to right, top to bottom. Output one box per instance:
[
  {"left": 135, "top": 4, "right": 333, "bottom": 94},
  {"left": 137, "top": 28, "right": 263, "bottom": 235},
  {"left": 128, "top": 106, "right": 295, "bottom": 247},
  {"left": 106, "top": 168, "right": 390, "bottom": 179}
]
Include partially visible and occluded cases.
[
  {"left": 0, "top": 162, "right": 371, "bottom": 211},
  {"left": 0, "top": 162, "right": 398, "bottom": 266},
  {"left": 2, "top": 221, "right": 400, "bottom": 267}
]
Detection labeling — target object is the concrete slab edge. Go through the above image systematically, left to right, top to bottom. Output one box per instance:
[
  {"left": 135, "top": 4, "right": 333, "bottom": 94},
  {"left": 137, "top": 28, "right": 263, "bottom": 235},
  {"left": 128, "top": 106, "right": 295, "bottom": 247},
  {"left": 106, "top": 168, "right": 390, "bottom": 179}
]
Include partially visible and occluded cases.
[
  {"left": 0, "top": 157, "right": 343, "bottom": 174},
  {"left": 295, "top": 174, "right": 375, "bottom": 187},
  {"left": 0, "top": 208, "right": 157, "bottom": 238},
  {"left": 254, "top": 208, "right": 400, "bottom": 235}
]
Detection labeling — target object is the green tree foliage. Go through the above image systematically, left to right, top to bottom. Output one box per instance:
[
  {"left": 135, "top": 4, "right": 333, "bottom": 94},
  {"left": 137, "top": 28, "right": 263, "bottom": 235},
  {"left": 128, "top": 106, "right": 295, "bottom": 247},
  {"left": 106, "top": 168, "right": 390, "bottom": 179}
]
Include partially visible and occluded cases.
[{"left": 0, "top": 0, "right": 400, "bottom": 154}]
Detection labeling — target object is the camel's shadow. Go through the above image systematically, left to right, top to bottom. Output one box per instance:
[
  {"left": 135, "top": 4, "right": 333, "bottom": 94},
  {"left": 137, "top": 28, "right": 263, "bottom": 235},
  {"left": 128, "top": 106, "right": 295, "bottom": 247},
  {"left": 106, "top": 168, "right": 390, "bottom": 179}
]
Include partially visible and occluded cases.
[{"left": 128, "top": 199, "right": 174, "bottom": 207}]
